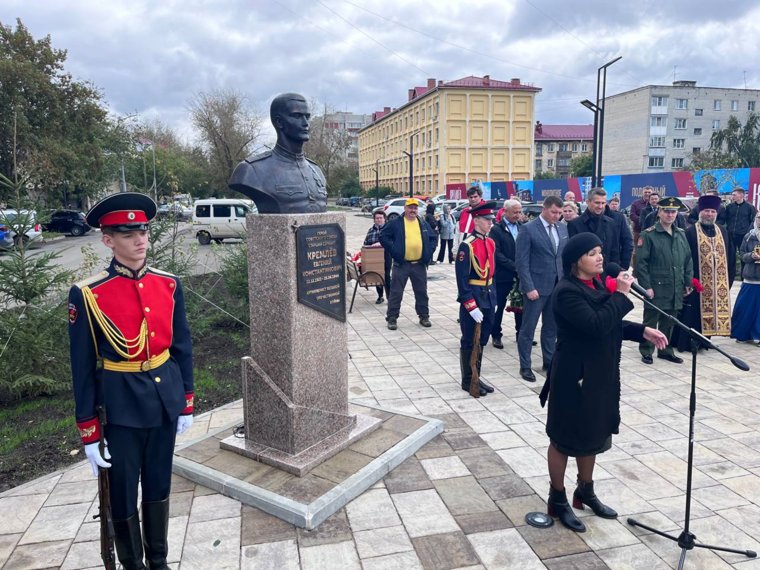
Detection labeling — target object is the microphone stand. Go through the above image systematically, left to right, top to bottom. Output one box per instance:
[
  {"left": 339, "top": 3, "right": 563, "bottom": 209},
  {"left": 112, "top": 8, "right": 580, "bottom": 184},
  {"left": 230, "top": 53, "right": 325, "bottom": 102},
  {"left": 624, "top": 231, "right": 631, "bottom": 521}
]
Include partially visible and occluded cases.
[{"left": 626, "top": 291, "right": 756, "bottom": 569}]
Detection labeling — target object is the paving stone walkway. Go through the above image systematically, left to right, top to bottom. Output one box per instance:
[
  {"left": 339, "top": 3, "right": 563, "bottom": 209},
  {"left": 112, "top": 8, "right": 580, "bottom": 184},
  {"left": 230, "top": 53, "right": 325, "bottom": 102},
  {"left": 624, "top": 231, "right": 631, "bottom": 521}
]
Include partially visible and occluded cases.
[{"left": 2, "top": 213, "right": 759, "bottom": 569}]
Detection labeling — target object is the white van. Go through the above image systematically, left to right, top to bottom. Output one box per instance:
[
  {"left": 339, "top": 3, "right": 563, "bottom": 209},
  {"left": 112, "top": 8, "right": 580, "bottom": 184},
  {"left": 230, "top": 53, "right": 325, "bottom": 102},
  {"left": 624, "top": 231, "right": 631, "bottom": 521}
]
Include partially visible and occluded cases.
[{"left": 192, "top": 199, "right": 255, "bottom": 245}]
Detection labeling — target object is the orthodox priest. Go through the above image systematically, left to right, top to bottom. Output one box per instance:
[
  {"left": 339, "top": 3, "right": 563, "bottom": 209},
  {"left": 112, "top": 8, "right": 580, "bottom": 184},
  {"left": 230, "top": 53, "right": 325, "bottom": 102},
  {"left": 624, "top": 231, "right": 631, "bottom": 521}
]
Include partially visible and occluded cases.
[{"left": 673, "top": 194, "right": 735, "bottom": 352}]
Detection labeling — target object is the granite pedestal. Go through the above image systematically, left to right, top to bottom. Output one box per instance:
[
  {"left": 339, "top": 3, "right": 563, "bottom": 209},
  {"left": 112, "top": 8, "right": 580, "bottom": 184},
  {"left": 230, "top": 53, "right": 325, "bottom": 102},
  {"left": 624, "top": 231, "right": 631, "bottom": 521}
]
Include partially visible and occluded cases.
[{"left": 220, "top": 212, "right": 380, "bottom": 476}]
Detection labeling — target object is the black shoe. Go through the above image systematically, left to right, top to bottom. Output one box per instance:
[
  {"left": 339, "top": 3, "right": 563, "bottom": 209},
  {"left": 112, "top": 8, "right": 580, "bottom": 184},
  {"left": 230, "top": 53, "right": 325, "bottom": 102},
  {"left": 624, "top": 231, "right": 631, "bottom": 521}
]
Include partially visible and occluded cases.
[
  {"left": 449, "top": 259, "right": 454, "bottom": 264},
  {"left": 429, "top": 260, "right": 437, "bottom": 265},
  {"left": 376, "top": 297, "right": 384, "bottom": 304},
  {"left": 419, "top": 316, "right": 432, "bottom": 327},
  {"left": 387, "top": 319, "right": 397, "bottom": 330},
  {"left": 492, "top": 338, "right": 504, "bottom": 349},
  {"left": 657, "top": 352, "right": 683, "bottom": 364},
  {"left": 641, "top": 355, "right": 653, "bottom": 364},
  {"left": 520, "top": 368, "right": 536, "bottom": 382},
  {"left": 479, "top": 378, "right": 495, "bottom": 393},
  {"left": 572, "top": 479, "right": 617, "bottom": 519},
  {"left": 548, "top": 486, "right": 586, "bottom": 533},
  {"left": 142, "top": 498, "right": 170, "bottom": 569},
  {"left": 114, "top": 513, "right": 147, "bottom": 570}
]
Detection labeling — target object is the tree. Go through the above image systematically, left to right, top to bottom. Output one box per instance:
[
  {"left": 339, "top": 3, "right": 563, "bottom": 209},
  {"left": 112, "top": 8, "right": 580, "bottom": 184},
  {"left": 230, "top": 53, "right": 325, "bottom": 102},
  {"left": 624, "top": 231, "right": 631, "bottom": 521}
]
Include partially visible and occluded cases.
[
  {"left": 0, "top": 19, "right": 116, "bottom": 205},
  {"left": 188, "top": 89, "right": 263, "bottom": 193},
  {"left": 709, "top": 113, "right": 760, "bottom": 168},
  {"left": 570, "top": 154, "right": 593, "bottom": 177},
  {"left": 534, "top": 171, "right": 558, "bottom": 180}
]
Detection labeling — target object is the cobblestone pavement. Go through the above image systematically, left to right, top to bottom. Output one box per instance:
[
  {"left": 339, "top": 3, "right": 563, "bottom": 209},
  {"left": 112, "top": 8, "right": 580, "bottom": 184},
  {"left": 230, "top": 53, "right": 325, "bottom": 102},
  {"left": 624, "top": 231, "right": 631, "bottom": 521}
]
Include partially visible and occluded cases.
[{"left": 2, "top": 212, "right": 759, "bottom": 569}]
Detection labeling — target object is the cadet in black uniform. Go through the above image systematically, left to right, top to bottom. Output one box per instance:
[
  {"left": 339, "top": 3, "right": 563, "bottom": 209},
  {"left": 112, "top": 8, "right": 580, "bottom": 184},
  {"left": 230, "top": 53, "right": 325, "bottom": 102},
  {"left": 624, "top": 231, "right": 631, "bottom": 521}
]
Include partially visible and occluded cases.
[
  {"left": 69, "top": 193, "right": 194, "bottom": 570},
  {"left": 456, "top": 201, "right": 498, "bottom": 396}
]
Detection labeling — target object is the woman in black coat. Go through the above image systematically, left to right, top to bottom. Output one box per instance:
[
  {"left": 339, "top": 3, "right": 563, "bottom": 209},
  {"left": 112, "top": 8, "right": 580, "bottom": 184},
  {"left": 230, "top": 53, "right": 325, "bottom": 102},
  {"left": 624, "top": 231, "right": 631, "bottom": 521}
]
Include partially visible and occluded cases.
[{"left": 541, "top": 233, "right": 667, "bottom": 532}]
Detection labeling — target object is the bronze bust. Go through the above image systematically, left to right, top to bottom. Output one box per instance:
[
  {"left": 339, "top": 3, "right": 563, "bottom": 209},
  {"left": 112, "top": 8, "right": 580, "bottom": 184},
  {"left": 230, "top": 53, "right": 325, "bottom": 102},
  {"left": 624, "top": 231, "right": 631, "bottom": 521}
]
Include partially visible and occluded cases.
[{"left": 228, "top": 93, "right": 327, "bottom": 214}]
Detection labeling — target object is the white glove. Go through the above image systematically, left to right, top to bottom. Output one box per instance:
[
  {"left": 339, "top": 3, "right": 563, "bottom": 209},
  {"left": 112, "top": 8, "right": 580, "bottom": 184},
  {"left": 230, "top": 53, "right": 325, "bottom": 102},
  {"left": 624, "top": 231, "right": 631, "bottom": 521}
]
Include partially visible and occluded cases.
[
  {"left": 469, "top": 307, "right": 484, "bottom": 323},
  {"left": 177, "top": 415, "right": 194, "bottom": 434},
  {"left": 84, "top": 441, "right": 111, "bottom": 477}
]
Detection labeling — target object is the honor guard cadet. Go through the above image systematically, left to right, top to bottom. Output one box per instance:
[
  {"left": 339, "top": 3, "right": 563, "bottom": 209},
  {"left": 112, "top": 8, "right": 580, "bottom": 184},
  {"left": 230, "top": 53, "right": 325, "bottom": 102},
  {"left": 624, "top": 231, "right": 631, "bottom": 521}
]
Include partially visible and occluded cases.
[
  {"left": 68, "top": 192, "right": 194, "bottom": 570},
  {"left": 456, "top": 201, "right": 498, "bottom": 396}
]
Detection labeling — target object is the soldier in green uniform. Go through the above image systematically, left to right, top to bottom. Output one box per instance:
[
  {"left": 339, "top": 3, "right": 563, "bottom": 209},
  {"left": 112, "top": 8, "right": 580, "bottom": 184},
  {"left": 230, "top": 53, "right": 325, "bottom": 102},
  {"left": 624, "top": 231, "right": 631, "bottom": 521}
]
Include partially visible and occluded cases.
[{"left": 634, "top": 196, "right": 693, "bottom": 364}]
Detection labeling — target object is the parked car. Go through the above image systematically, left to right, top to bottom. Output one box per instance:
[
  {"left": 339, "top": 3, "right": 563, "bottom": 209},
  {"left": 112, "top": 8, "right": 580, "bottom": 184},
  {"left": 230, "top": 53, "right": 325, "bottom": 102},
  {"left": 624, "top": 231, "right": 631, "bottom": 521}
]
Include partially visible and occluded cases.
[
  {"left": 432, "top": 193, "right": 447, "bottom": 203},
  {"left": 348, "top": 196, "right": 362, "bottom": 207},
  {"left": 336, "top": 197, "right": 350, "bottom": 206},
  {"left": 382, "top": 197, "right": 432, "bottom": 220},
  {"left": 192, "top": 198, "right": 254, "bottom": 245},
  {"left": 362, "top": 199, "right": 386, "bottom": 213},
  {"left": 157, "top": 203, "right": 192, "bottom": 221},
  {"left": 0, "top": 209, "right": 43, "bottom": 248},
  {"left": 42, "top": 210, "right": 90, "bottom": 236}
]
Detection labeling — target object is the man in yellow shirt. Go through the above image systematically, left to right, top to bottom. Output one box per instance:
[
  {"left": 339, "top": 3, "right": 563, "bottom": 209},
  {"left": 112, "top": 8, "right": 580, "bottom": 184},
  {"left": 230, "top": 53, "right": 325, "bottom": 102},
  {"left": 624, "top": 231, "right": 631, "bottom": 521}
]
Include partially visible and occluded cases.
[{"left": 380, "top": 199, "right": 439, "bottom": 330}]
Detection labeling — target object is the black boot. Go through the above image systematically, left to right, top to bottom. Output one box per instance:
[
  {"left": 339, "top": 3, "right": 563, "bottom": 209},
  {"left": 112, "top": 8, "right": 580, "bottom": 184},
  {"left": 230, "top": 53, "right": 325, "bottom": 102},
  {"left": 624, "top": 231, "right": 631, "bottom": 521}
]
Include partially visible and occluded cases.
[
  {"left": 460, "top": 348, "right": 486, "bottom": 396},
  {"left": 476, "top": 348, "right": 495, "bottom": 393},
  {"left": 573, "top": 478, "right": 617, "bottom": 519},
  {"left": 547, "top": 486, "right": 586, "bottom": 532},
  {"left": 142, "top": 498, "right": 170, "bottom": 569},
  {"left": 114, "top": 513, "right": 147, "bottom": 570}
]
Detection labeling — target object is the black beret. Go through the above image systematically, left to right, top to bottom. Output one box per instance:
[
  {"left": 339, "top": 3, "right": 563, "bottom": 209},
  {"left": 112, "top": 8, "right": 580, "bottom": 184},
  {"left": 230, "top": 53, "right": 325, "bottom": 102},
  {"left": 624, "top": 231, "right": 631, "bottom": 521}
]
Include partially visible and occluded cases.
[{"left": 562, "top": 232, "right": 602, "bottom": 275}]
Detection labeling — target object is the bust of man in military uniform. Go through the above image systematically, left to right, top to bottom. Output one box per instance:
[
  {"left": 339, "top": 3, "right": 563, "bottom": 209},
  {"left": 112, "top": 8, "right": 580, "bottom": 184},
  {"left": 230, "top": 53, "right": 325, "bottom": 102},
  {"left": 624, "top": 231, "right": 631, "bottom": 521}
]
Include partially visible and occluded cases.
[{"left": 228, "top": 93, "right": 327, "bottom": 214}]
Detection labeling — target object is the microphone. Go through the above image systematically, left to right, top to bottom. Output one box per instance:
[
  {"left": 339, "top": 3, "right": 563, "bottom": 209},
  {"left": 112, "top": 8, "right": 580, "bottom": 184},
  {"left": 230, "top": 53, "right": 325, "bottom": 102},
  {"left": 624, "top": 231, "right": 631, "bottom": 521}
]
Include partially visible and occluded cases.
[{"left": 606, "top": 263, "right": 652, "bottom": 299}]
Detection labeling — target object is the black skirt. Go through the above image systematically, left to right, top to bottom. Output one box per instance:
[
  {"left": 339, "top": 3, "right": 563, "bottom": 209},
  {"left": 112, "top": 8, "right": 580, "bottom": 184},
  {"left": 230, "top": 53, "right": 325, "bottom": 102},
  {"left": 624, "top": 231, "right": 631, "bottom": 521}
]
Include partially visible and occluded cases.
[{"left": 551, "top": 435, "right": 612, "bottom": 457}]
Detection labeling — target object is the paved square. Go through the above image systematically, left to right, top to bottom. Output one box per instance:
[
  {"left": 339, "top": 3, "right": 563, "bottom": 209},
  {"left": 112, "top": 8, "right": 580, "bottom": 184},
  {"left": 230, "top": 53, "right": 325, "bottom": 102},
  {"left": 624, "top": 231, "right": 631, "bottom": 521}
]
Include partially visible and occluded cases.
[{"left": 1, "top": 212, "right": 758, "bottom": 568}]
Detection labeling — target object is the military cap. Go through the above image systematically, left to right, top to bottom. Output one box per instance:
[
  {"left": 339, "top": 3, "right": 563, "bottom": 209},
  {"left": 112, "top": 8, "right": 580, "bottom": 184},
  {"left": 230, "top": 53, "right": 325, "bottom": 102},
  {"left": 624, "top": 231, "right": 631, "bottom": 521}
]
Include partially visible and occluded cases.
[
  {"left": 86, "top": 192, "right": 157, "bottom": 230},
  {"left": 697, "top": 194, "right": 722, "bottom": 211},
  {"left": 658, "top": 196, "right": 683, "bottom": 211},
  {"left": 470, "top": 201, "right": 498, "bottom": 219}
]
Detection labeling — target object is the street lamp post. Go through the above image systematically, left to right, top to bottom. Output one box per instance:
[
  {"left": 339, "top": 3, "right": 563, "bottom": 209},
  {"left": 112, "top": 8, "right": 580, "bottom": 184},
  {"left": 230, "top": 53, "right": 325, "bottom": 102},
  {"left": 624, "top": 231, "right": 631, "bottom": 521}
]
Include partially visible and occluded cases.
[
  {"left": 581, "top": 56, "right": 622, "bottom": 187},
  {"left": 402, "top": 136, "right": 414, "bottom": 198},
  {"left": 371, "top": 159, "right": 379, "bottom": 207}
]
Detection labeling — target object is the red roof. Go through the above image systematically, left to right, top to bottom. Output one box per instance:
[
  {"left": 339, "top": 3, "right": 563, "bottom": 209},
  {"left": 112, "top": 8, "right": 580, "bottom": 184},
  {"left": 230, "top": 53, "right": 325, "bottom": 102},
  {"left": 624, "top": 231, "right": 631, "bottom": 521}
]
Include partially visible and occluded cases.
[
  {"left": 442, "top": 76, "right": 539, "bottom": 92},
  {"left": 535, "top": 124, "right": 594, "bottom": 141}
]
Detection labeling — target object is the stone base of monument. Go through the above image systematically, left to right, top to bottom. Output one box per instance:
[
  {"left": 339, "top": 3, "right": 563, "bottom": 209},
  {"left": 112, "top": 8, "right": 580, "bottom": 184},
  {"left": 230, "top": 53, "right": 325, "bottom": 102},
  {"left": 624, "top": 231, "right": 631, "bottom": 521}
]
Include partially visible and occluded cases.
[{"left": 173, "top": 402, "right": 443, "bottom": 529}]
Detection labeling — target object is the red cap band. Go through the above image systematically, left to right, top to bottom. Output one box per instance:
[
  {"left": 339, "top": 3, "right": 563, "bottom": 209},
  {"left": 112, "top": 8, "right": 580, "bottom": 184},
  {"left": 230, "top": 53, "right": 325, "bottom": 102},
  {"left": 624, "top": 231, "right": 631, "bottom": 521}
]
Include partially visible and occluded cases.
[{"left": 99, "top": 210, "right": 149, "bottom": 227}]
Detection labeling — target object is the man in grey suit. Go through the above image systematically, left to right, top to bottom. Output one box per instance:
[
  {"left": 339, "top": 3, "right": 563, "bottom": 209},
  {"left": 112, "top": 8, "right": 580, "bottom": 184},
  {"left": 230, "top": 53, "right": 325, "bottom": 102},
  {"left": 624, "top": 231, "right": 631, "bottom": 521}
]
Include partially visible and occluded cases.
[{"left": 515, "top": 195, "right": 567, "bottom": 382}]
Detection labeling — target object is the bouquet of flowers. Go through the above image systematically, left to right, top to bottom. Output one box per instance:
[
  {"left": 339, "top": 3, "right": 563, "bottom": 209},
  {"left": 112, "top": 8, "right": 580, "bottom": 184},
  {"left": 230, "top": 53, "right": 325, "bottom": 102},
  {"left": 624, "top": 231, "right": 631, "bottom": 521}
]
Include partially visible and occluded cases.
[{"left": 506, "top": 278, "right": 523, "bottom": 313}]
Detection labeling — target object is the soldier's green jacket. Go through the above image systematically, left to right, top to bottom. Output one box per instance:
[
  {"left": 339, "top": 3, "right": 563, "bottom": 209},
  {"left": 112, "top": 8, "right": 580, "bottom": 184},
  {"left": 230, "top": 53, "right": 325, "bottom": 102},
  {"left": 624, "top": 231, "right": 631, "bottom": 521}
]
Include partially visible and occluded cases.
[{"left": 634, "top": 221, "right": 693, "bottom": 311}]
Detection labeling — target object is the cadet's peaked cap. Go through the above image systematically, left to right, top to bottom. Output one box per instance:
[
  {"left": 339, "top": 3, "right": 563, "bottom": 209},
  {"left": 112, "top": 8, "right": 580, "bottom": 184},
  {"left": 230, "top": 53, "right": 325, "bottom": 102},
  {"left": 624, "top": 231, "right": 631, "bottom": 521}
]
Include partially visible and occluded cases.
[
  {"left": 86, "top": 192, "right": 157, "bottom": 230},
  {"left": 697, "top": 194, "right": 722, "bottom": 211},
  {"left": 658, "top": 196, "right": 683, "bottom": 211},
  {"left": 470, "top": 201, "right": 498, "bottom": 219}
]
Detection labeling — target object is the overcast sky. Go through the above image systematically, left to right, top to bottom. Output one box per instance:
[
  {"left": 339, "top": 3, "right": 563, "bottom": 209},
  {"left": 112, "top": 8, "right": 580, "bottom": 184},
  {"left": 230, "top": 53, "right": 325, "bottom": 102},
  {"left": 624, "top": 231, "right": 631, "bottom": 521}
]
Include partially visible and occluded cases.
[{"left": 3, "top": 0, "right": 760, "bottom": 146}]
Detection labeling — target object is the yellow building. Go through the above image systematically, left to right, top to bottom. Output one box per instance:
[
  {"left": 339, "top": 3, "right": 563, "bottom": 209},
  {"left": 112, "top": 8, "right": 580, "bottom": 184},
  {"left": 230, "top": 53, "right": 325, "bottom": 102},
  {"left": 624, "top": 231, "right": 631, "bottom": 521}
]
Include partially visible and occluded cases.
[{"left": 358, "top": 76, "right": 541, "bottom": 195}]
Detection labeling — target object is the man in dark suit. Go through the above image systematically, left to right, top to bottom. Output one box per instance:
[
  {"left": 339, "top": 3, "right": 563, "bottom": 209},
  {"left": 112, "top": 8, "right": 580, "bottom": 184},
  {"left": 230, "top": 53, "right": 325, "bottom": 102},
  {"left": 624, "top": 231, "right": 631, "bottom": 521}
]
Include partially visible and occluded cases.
[
  {"left": 568, "top": 187, "right": 621, "bottom": 270},
  {"left": 515, "top": 195, "right": 567, "bottom": 382},
  {"left": 489, "top": 199, "right": 524, "bottom": 348},
  {"left": 605, "top": 199, "right": 634, "bottom": 269}
]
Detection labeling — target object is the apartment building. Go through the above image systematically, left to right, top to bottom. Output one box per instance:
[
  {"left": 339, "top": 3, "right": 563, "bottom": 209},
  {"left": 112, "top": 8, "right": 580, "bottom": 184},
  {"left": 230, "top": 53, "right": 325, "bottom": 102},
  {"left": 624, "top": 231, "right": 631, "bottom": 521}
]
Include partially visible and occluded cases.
[
  {"left": 358, "top": 76, "right": 541, "bottom": 195},
  {"left": 602, "top": 80, "right": 760, "bottom": 175},
  {"left": 319, "top": 111, "right": 371, "bottom": 162},
  {"left": 534, "top": 122, "right": 594, "bottom": 177}
]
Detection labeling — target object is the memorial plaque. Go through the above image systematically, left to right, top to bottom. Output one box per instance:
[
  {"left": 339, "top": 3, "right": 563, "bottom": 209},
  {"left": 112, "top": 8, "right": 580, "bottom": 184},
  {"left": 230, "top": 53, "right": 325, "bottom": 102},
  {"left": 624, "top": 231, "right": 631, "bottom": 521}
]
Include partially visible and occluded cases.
[{"left": 296, "top": 223, "right": 346, "bottom": 321}]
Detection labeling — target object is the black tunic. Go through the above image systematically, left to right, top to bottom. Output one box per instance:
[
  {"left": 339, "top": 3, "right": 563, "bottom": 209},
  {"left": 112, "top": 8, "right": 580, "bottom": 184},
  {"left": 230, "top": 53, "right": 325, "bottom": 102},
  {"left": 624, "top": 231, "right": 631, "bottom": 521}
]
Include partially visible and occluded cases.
[{"left": 543, "top": 276, "right": 645, "bottom": 455}]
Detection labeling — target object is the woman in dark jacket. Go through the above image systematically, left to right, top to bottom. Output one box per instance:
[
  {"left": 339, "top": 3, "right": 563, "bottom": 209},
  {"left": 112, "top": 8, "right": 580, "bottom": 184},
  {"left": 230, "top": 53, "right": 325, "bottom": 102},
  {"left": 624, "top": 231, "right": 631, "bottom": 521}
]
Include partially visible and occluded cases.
[
  {"left": 424, "top": 203, "right": 439, "bottom": 264},
  {"left": 541, "top": 233, "right": 667, "bottom": 532}
]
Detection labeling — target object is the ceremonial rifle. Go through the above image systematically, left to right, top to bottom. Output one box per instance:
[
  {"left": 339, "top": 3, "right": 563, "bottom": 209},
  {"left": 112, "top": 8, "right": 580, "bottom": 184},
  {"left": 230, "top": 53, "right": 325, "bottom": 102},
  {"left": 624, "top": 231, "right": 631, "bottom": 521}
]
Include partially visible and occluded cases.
[
  {"left": 469, "top": 322, "right": 482, "bottom": 398},
  {"left": 93, "top": 404, "right": 117, "bottom": 570}
]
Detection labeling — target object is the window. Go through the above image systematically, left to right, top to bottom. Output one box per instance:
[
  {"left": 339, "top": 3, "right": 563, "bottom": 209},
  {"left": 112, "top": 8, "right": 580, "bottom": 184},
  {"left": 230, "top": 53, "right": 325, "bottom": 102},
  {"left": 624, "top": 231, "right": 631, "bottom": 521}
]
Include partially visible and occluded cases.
[
  {"left": 651, "top": 96, "right": 667, "bottom": 106},
  {"left": 676, "top": 99, "right": 688, "bottom": 109},
  {"left": 713, "top": 99, "right": 721, "bottom": 110},
  {"left": 731, "top": 100, "right": 739, "bottom": 111},
  {"left": 749, "top": 101, "right": 756, "bottom": 111},
  {"left": 695, "top": 108, "right": 703, "bottom": 116},
  {"left": 650, "top": 116, "right": 666, "bottom": 127},
  {"left": 674, "top": 118, "right": 687, "bottom": 129},
  {"left": 712, "top": 119, "right": 721, "bottom": 129},
  {"left": 694, "top": 128, "right": 703, "bottom": 135},
  {"left": 649, "top": 136, "right": 665, "bottom": 147},
  {"left": 673, "top": 138, "right": 685, "bottom": 148},
  {"left": 536, "top": 143, "right": 543, "bottom": 156},
  {"left": 548, "top": 143, "right": 555, "bottom": 152},
  {"left": 559, "top": 143, "right": 568, "bottom": 151},
  {"left": 572, "top": 143, "right": 578, "bottom": 151},
  {"left": 581, "top": 143, "right": 588, "bottom": 152},
  {"left": 692, "top": 147, "right": 701, "bottom": 154},
  {"left": 648, "top": 156, "right": 664, "bottom": 168},
  {"left": 421, "top": 158, "right": 425, "bottom": 170},
  {"left": 547, "top": 158, "right": 554, "bottom": 167},
  {"left": 558, "top": 158, "right": 571, "bottom": 167},
  {"left": 672, "top": 158, "right": 684, "bottom": 168},
  {"left": 535, "top": 159, "right": 542, "bottom": 171},
  {"left": 195, "top": 205, "right": 210, "bottom": 218},
  {"left": 213, "top": 205, "right": 231, "bottom": 217},
  {"left": 235, "top": 205, "right": 249, "bottom": 217}
]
